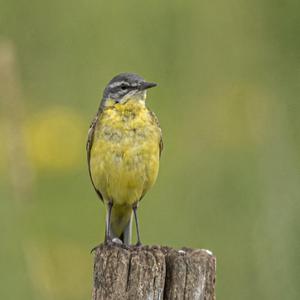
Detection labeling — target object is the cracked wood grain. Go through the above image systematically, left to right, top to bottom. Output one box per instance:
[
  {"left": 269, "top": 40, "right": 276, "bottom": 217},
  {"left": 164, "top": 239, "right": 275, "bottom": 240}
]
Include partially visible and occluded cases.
[{"left": 92, "top": 244, "right": 216, "bottom": 300}]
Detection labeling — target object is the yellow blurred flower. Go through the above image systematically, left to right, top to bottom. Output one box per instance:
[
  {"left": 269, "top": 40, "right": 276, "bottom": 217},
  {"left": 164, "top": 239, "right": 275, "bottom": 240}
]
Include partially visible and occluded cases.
[{"left": 25, "top": 107, "right": 86, "bottom": 170}]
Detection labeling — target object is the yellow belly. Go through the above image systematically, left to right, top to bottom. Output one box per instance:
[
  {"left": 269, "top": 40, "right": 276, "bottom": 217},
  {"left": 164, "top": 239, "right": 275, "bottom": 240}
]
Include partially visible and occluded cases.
[{"left": 90, "top": 100, "right": 161, "bottom": 207}]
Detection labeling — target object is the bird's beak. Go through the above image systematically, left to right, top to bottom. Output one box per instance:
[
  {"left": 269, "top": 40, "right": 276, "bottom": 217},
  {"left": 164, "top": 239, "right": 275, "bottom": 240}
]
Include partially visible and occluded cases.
[{"left": 139, "top": 81, "right": 157, "bottom": 90}]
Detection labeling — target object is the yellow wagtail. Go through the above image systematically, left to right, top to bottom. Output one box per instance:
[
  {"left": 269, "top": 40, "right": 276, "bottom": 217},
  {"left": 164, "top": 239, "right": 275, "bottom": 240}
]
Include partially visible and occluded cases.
[{"left": 87, "top": 73, "right": 162, "bottom": 246}]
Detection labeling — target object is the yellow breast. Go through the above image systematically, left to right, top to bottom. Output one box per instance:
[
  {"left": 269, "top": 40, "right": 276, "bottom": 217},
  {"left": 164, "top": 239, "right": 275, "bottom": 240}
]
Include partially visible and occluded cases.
[{"left": 90, "top": 100, "right": 161, "bottom": 207}]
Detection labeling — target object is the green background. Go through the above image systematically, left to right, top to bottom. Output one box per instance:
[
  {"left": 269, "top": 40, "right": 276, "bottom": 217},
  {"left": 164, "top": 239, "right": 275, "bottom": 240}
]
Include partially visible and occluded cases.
[{"left": 0, "top": 0, "right": 299, "bottom": 299}]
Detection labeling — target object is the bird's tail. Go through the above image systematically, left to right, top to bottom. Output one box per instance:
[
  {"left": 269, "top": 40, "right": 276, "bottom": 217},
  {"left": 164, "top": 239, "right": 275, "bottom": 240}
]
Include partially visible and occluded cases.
[
  {"left": 106, "top": 205, "right": 132, "bottom": 246},
  {"left": 118, "top": 218, "right": 132, "bottom": 246}
]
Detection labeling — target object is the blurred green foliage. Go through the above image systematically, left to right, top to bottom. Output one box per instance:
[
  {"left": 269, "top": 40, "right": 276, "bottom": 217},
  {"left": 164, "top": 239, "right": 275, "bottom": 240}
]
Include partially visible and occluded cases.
[{"left": 0, "top": 0, "right": 299, "bottom": 299}]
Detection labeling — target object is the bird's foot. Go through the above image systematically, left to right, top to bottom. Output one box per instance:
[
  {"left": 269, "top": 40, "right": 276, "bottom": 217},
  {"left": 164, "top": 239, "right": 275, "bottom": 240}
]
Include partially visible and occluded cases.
[
  {"left": 90, "top": 237, "right": 115, "bottom": 253},
  {"left": 104, "top": 237, "right": 114, "bottom": 246},
  {"left": 135, "top": 241, "right": 142, "bottom": 247},
  {"left": 90, "top": 244, "right": 101, "bottom": 253}
]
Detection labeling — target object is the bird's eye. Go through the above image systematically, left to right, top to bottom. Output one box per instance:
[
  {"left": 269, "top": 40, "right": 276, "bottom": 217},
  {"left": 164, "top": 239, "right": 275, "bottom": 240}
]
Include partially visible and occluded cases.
[{"left": 120, "top": 84, "right": 127, "bottom": 90}]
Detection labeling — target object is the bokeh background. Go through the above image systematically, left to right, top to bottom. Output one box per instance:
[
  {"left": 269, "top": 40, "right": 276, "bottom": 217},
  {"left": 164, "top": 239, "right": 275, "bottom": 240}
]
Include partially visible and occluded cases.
[{"left": 0, "top": 0, "right": 299, "bottom": 299}]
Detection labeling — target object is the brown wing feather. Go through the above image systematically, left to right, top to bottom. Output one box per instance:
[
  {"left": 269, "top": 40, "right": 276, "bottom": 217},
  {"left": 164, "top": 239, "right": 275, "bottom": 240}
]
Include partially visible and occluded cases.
[
  {"left": 139, "top": 109, "right": 163, "bottom": 201},
  {"left": 149, "top": 110, "right": 163, "bottom": 157},
  {"left": 86, "top": 113, "right": 104, "bottom": 201}
]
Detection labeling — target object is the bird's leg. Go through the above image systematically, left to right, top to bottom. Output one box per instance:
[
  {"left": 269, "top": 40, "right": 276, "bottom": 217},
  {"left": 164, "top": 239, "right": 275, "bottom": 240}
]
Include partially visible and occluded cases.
[
  {"left": 105, "top": 201, "right": 113, "bottom": 244},
  {"left": 90, "top": 202, "right": 113, "bottom": 252},
  {"left": 132, "top": 203, "right": 142, "bottom": 246}
]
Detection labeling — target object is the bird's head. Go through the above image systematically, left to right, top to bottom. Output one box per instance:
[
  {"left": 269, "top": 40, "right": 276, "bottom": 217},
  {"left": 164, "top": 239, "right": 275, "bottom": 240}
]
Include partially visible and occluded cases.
[{"left": 100, "top": 73, "right": 157, "bottom": 108}]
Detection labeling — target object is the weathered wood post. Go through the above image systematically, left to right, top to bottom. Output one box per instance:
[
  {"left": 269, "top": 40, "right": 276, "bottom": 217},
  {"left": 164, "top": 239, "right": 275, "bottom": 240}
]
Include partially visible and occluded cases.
[{"left": 92, "top": 244, "right": 216, "bottom": 300}]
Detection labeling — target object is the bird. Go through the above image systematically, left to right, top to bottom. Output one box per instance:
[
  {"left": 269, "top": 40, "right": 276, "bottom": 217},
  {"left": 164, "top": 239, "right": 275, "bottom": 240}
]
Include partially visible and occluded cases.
[{"left": 87, "top": 73, "right": 163, "bottom": 246}]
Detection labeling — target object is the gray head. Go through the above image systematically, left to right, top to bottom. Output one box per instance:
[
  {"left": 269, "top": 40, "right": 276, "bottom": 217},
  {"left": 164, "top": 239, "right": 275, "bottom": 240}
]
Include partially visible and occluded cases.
[{"left": 100, "top": 73, "right": 157, "bottom": 108}]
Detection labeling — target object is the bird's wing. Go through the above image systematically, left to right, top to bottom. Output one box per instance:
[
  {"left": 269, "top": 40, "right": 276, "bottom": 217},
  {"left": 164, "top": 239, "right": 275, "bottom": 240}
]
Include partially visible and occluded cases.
[
  {"left": 139, "top": 109, "right": 163, "bottom": 202},
  {"left": 149, "top": 110, "right": 163, "bottom": 157},
  {"left": 86, "top": 112, "right": 104, "bottom": 201}
]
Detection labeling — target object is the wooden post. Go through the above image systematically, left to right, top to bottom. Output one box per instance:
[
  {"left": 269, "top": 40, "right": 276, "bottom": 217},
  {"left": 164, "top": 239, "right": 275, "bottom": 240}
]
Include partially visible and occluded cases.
[{"left": 92, "top": 244, "right": 216, "bottom": 300}]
